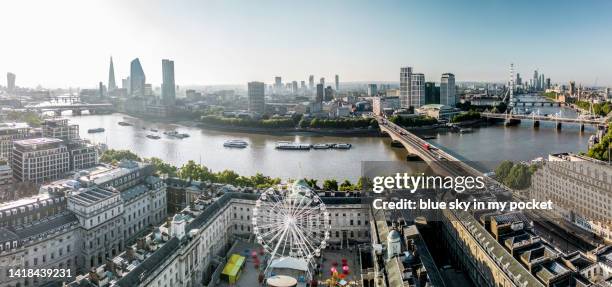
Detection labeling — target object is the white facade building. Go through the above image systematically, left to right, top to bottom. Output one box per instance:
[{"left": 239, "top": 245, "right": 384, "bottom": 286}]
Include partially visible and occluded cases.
[
  {"left": 400, "top": 67, "right": 412, "bottom": 108},
  {"left": 410, "top": 73, "right": 426, "bottom": 108},
  {"left": 440, "top": 73, "right": 456, "bottom": 107},
  {"left": 248, "top": 81, "right": 266, "bottom": 115},
  {"left": 372, "top": 96, "right": 400, "bottom": 116},
  {"left": 42, "top": 118, "right": 79, "bottom": 142},
  {"left": 0, "top": 122, "right": 30, "bottom": 161},
  {"left": 11, "top": 138, "right": 70, "bottom": 183},
  {"left": 531, "top": 153, "right": 612, "bottom": 242},
  {"left": 69, "top": 189, "right": 371, "bottom": 287},
  {"left": 0, "top": 194, "right": 79, "bottom": 287}
]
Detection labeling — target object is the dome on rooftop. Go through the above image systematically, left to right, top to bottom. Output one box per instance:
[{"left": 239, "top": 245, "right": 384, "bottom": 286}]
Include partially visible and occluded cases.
[{"left": 387, "top": 229, "right": 401, "bottom": 242}]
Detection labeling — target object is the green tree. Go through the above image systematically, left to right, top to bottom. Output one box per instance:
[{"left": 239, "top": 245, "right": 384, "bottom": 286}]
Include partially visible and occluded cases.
[
  {"left": 6, "top": 111, "right": 43, "bottom": 127},
  {"left": 451, "top": 111, "right": 481, "bottom": 123},
  {"left": 291, "top": 113, "right": 304, "bottom": 125},
  {"left": 388, "top": 115, "right": 438, "bottom": 127},
  {"left": 298, "top": 118, "right": 311, "bottom": 128},
  {"left": 310, "top": 118, "right": 320, "bottom": 128},
  {"left": 587, "top": 125, "right": 611, "bottom": 161},
  {"left": 100, "top": 149, "right": 141, "bottom": 163},
  {"left": 145, "top": 157, "right": 177, "bottom": 177},
  {"left": 178, "top": 160, "right": 204, "bottom": 181},
  {"left": 495, "top": 161, "right": 514, "bottom": 181},
  {"left": 503, "top": 164, "right": 531, "bottom": 190},
  {"left": 215, "top": 169, "right": 241, "bottom": 184},
  {"left": 356, "top": 176, "right": 372, "bottom": 191},
  {"left": 303, "top": 178, "right": 320, "bottom": 189},
  {"left": 323, "top": 179, "right": 338, "bottom": 191},
  {"left": 339, "top": 179, "right": 353, "bottom": 191}
]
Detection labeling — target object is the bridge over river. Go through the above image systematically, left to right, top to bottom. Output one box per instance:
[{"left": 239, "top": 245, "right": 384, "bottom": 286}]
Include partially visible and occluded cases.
[
  {"left": 25, "top": 102, "right": 114, "bottom": 115},
  {"left": 480, "top": 112, "right": 607, "bottom": 130}
]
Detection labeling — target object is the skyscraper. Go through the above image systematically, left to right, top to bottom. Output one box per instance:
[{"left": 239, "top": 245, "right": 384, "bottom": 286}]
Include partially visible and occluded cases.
[
  {"left": 108, "top": 57, "right": 117, "bottom": 91},
  {"left": 130, "top": 58, "right": 146, "bottom": 97},
  {"left": 161, "top": 59, "right": 176, "bottom": 106},
  {"left": 400, "top": 67, "right": 412, "bottom": 108},
  {"left": 533, "top": 70, "right": 539, "bottom": 90},
  {"left": 6, "top": 72, "right": 15, "bottom": 92},
  {"left": 440, "top": 73, "right": 456, "bottom": 107},
  {"left": 335, "top": 74, "right": 339, "bottom": 91},
  {"left": 410, "top": 74, "right": 425, "bottom": 108},
  {"left": 308, "top": 75, "right": 314, "bottom": 90},
  {"left": 274, "top": 76, "right": 282, "bottom": 92},
  {"left": 122, "top": 77, "right": 130, "bottom": 93},
  {"left": 320, "top": 77, "right": 325, "bottom": 88},
  {"left": 248, "top": 81, "right": 265, "bottom": 114},
  {"left": 291, "top": 81, "right": 298, "bottom": 94},
  {"left": 98, "top": 82, "right": 107, "bottom": 97},
  {"left": 425, "top": 82, "right": 440, "bottom": 104},
  {"left": 316, "top": 84, "right": 324, "bottom": 103},
  {"left": 367, "top": 84, "right": 378, "bottom": 97},
  {"left": 324, "top": 86, "right": 334, "bottom": 101}
]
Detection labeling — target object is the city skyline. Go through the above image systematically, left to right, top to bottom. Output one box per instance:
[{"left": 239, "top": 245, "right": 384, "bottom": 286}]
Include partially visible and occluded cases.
[{"left": 2, "top": 0, "right": 612, "bottom": 88}]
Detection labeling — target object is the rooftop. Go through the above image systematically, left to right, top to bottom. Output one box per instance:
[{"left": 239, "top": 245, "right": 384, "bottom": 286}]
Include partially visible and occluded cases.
[
  {"left": 417, "top": 104, "right": 454, "bottom": 110},
  {"left": 0, "top": 122, "right": 29, "bottom": 131},
  {"left": 14, "top": 137, "right": 64, "bottom": 147},
  {"left": 78, "top": 161, "right": 148, "bottom": 186},
  {"left": 120, "top": 184, "right": 148, "bottom": 202},
  {"left": 69, "top": 187, "right": 117, "bottom": 206},
  {"left": 0, "top": 193, "right": 54, "bottom": 213},
  {"left": 10, "top": 211, "right": 78, "bottom": 241},
  {"left": 491, "top": 212, "right": 530, "bottom": 225}
]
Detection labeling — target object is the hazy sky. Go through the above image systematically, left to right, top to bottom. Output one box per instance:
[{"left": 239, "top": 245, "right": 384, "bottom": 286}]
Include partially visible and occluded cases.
[{"left": 2, "top": 0, "right": 611, "bottom": 88}]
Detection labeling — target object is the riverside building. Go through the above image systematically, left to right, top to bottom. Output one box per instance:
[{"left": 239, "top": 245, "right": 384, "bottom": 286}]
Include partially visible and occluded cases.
[
  {"left": 41, "top": 118, "right": 79, "bottom": 142},
  {"left": 0, "top": 122, "right": 30, "bottom": 161},
  {"left": 11, "top": 138, "right": 70, "bottom": 183},
  {"left": 531, "top": 153, "right": 612, "bottom": 243}
]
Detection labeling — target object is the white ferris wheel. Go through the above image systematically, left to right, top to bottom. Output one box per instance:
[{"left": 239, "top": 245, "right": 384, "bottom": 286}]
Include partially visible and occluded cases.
[{"left": 252, "top": 180, "right": 331, "bottom": 274}]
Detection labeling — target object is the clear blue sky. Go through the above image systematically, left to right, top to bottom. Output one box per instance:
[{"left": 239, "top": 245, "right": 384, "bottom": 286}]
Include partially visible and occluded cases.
[{"left": 2, "top": 0, "right": 611, "bottom": 88}]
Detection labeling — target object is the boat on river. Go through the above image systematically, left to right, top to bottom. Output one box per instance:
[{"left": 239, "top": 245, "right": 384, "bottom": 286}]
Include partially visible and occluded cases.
[
  {"left": 87, "top": 128, "right": 105, "bottom": 133},
  {"left": 164, "top": 130, "right": 190, "bottom": 139},
  {"left": 224, "top": 140, "right": 248, "bottom": 148},
  {"left": 275, "top": 141, "right": 311, "bottom": 150},
  {"left": 312, "top": 143, "right": 331, "bottom": 149},
  {"left": 332, "top": 143, "right": 352, "bottom": 149}
]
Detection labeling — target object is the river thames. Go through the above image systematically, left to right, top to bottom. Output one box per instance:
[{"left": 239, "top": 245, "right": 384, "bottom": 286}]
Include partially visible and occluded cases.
[
  {"left": 64, "top": 95, "right": 595, "bottom": 181},
  {"left": 64, "top": 118, "right": 592, "bottom": 182}
]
